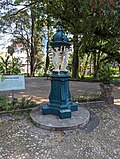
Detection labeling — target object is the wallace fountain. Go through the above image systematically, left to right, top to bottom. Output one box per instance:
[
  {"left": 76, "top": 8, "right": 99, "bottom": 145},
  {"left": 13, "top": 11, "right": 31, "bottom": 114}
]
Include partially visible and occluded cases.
[{"left": 30, "top": 22, "right": 90, "bottom": 130}]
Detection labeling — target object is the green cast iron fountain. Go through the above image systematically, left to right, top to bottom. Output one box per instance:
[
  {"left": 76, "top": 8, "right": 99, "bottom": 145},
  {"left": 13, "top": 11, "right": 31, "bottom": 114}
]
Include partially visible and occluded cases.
[{"left": 42, "top": 22, "right": 78, "bottom": 119}]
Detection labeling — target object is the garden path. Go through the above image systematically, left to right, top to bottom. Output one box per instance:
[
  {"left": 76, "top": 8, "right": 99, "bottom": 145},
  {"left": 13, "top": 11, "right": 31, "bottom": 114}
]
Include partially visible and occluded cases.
[{"left": 15, "top": 77, "right": 120, "bottom": 104}]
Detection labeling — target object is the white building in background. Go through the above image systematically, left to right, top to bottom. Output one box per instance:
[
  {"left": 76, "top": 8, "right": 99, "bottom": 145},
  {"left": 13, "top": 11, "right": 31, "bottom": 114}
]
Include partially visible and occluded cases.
[{"left": 13, "top": 44, "right": 30, "bottom": 74}]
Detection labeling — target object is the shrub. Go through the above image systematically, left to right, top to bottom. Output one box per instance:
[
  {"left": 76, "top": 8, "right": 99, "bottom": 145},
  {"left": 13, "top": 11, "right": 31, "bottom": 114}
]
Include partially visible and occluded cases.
[
  {"left": 97, "top": 65, "right": 116, "bottom": 84},
  {"left": 72, "top": 92, "right": 103, "bottom": 102},
  {"left": 0, "top": 95, "right": 12, "bottom": 111},
  {"left": 0, "top": 96, "right": 37, "bottom": 111},
  {"left": 17, "top": 97, "right": 37, "bottom": 109}
]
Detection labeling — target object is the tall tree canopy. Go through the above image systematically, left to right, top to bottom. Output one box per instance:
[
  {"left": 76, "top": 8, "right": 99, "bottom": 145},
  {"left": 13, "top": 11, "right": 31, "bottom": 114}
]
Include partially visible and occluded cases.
[{"left": 0, "top": 0, "right": 119, "bottom": 77}]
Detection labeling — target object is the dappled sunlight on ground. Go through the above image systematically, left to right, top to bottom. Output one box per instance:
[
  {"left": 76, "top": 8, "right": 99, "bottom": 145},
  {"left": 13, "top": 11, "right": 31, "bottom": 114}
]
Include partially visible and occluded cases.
[
  {"left": 0, "top": 77, "right": 119, "bottom": 105},
  {"left": 15, "top": 94, "right": 49, "bottom": 104},
  {"left": 32, "top": 96, "right": 49, "bottom": 104},
  {"left": 114, "top": 99, "right": 120, "bottom": 106}
]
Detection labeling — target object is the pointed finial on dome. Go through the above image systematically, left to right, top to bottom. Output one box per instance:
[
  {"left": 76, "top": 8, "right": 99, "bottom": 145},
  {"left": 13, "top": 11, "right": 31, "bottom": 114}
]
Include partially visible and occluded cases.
[
  {"left": 50, "top": 20, "right": 70, "bottom": 48},
  {"left": 57, "top": 20, "right": 64, "bottom": 32}
]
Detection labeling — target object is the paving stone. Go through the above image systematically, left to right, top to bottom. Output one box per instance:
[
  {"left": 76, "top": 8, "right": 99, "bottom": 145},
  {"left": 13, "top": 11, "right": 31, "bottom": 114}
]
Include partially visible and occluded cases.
[{"left": 0, "top": 105, "right": 120, "bottom": 159}]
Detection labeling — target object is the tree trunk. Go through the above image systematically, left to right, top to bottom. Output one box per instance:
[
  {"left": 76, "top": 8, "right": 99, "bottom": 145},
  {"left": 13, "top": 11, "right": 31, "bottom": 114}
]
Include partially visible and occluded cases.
[
  {"left": 30, "top": 9, "right": 35, "bottom": 76},
  {"left": 44, "top": 17, "right": 50, "bottom": 77},
  {"left": 72, "top": 34, "right": 79, "bottom": 78},
  {"left": 44, "top": 42, "right": 50, "bottom": 77},
  {"left": 26, "top": 49, "right": 30, "bottom": 77},
  {"left": 93, "top": 50, "right": 101, "bottom": 79},
  {"left": 93, "top": 51, "right": 97, "bottom": 79},
  {"left": 81, "top": 53, "right": 90, "bottom": 79},
  {"left": 99, "top": 83, "right": 114, "bottom": 105}
]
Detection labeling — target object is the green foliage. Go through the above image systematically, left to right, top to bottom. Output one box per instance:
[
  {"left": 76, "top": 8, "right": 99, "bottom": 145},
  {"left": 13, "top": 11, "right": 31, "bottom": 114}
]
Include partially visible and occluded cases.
[
  {"left": 0, "top": 0, "right": 119, "bottom": 78},
  {"left": 0, "top": 1, "right": 46, "bottom": 76},
  {"left": 0, "top": 55, "right": 21, "bottom": 75},
  {"left": 98, "top": 65, "right": 116, "bottom": 84},
  {"left": 80, "top": 75, "right": 94, "bottom": 81},
  {"left": 72, "top": 92, "right": 103, "bottom": 103},
  {"left": 0, "top": 95, "right": 12, "bottom": 111},
  {"left": 0, "top": 96, "right": 37, "bottom": 111},
  {"left": 17, "top": 97, "right": 37, "bottom": 109}
]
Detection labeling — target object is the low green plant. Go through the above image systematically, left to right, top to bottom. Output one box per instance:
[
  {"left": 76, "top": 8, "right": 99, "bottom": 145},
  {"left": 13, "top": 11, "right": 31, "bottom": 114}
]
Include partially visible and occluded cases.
[
  {"left": 98, "top": 65, "right": 116, "bottom": 84},
  {"left": 113, "top": 78, "right": 120, "bottom": 83},
  {"left": 72, "top": 92, "right": 103, "bottom": 102},
  {"left": 0, "top": 95, "right": 12, "bottom": 111},
  {"left": 0, "top": 96, "right": 37, "bottom": 111},
  {"left": 17, "top": 97, "right": 37, "bottom": 109}
]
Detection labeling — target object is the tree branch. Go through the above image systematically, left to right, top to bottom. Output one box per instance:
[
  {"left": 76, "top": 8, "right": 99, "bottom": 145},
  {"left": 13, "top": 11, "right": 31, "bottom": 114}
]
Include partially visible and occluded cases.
[
  {"left": 5, "top": 1, "right": 38, "bottom": 7},
  {"left": 7, "top": 1, "right": 38, "bottom": 17}
]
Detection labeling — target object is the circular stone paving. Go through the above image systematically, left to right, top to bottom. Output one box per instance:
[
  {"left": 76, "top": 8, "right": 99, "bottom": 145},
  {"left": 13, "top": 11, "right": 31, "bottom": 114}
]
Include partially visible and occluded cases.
[{"left": 30, "top": 106, "right": 90, "bottom": 131}]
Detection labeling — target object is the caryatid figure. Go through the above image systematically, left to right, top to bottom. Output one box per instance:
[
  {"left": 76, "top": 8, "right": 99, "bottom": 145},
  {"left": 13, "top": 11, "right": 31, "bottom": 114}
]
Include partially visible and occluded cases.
[
  {"left": 52, "top": 46, "right": 69, "bottom": 72},
  {"left": 61, "top": 46, "right": 69, "bottom": 72},
  {"left": 52, "top": 47, "right": 62, "bottom": 72}
]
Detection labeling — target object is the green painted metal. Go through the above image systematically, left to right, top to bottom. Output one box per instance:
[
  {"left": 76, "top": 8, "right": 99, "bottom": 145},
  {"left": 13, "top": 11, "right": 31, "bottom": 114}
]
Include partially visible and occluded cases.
[
  {"left": 42, "top": 22, "right": 78, "bottom": 119},
  {"left": 50, "top": 22, "right": 70, "bottom": 48},
  {"left": 42, "top": 72, "right": 78, "bottom": 119}
]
